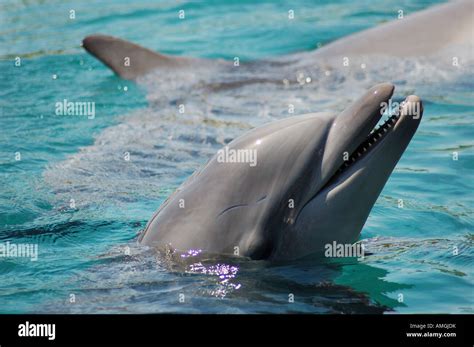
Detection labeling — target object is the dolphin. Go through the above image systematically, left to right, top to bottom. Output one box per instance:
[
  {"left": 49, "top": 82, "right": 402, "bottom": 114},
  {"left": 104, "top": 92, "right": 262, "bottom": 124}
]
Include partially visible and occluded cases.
[
  {"left": 82, "top": 0, "right": 473, "bottom": 80},
  {"left": 309, "top": 0, "right": 473, "bottom": 64},
  {"left": 78, "top": 3, "right": 444, "bottom": 260},
  {"left": 138, "top": 83, "right": 423, "bottom": 260}
]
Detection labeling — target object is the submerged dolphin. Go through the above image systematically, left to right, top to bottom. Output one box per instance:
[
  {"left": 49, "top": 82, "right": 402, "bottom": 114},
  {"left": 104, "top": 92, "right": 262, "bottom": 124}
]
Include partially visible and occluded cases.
[
  {"left": 82, "top": 0, "right": 473, "bottom": 80},
  {"left": 138, "top": 83, "right": 423, "bottom": 260}
]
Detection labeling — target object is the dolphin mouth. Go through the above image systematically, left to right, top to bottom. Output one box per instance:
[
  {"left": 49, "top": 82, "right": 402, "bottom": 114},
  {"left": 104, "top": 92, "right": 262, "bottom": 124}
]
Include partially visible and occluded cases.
[
  {"left": 322, "top": 93, "right": 422, "bottom": 190},
  {"left": 336, "top": 105, "right": 400, "bottom": 175}
]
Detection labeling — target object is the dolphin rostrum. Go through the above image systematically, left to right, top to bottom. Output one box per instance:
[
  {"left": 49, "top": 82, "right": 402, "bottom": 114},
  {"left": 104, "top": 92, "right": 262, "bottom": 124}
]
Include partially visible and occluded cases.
[{"left": 138, "top": 83, "right": 423, "bottom": 260}]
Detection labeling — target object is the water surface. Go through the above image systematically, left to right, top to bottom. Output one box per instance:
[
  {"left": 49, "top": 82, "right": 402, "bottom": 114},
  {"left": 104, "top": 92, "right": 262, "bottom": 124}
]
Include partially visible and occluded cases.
[{"left": 0, "top": 0, "right": 472, "bottom": 313}]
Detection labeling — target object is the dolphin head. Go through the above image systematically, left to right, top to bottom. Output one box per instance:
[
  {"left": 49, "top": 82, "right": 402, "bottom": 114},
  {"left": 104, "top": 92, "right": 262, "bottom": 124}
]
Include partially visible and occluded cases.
[{"left": 140, "top": 83, "right": 423, "bottom": 260}]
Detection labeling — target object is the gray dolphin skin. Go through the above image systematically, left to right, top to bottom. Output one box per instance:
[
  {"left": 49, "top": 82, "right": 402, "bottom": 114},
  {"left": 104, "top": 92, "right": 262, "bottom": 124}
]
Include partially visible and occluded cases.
[
  {"left": 82, "top": 0, "right": 473, "bottom": 80},
  {"left": 311, "top": 0, "right": 473, "bottom": 61},
  {"left": 139, "top": 83, "right": 423, "bottom": 260}
]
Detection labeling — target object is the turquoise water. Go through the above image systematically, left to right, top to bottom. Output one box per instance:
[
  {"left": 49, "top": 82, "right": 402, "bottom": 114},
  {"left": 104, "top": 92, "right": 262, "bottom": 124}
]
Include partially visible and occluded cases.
[{"left": 0, "top": 0, "right": 472, "bottom": 313}]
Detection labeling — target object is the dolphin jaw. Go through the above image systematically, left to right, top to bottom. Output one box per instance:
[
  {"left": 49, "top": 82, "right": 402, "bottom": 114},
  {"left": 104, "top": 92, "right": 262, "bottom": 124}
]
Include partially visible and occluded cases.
[
  {"left": 320, "top": 83, "right": 395, "bottom": 184},
  {"left": 296, "top": 89, "right": 423, "bottom": 225},
  {"left": 319, "top": 93, "right": 423, "bottom": 197},
  {"left": 336, "top": 107, "right": 401, "bottom": 176}
]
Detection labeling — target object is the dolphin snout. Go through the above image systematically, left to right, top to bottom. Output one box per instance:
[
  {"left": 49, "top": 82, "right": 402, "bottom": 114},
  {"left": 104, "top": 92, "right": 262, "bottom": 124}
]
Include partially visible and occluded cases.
[
  {"left": 321, "top": 82, "right": 395, "bottom": 180},
  {"left": 371, "top": 82, "right": 395, "bottom": 100}
]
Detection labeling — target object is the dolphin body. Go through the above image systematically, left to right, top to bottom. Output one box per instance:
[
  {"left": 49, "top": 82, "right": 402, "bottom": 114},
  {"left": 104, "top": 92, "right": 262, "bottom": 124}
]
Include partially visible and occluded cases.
[
  {"left": 82, "top": 0, "right": 473, "bottom": 80},
  {"left": 80, "top": 1, "right": 474, "bottom": 259}
]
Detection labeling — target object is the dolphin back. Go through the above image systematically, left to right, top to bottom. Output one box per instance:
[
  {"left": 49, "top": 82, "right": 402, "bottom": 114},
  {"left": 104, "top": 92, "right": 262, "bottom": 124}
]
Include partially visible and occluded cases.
[{"left": 82, "top": 34, "right": 189, "bottom": 79}]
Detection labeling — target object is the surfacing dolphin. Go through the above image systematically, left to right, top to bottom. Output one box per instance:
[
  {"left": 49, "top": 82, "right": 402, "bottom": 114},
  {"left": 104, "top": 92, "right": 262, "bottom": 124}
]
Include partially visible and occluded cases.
[
  {"left": 79, "top": 3, "right": 443, "bottom": 259},
  {"left": 138, "top": 83, "right": 423, "bottom": 260}
]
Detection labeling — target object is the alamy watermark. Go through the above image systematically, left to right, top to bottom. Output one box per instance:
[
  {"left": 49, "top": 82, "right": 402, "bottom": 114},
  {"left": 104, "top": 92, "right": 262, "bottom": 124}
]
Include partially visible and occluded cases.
[
  {"left": 55, "top": 99, "right": 95, "bottom": 119},
  {"left": 380, "top": 99, "right": 421, "bottom": 119},
  {"left": 217, "top": 146, "right": 257, "bottom": 167},
  {"left": 0, "top": 241, "right": 38, "bottom": 261},
  {"left": 324, "top": 241, "right": 364, "bottom": 259},
  {"left": 18, "top": 321, "right": 55, "bottom": 340}
]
